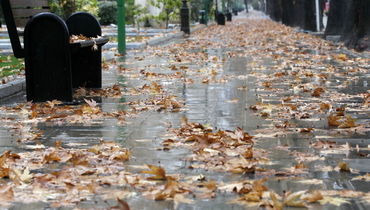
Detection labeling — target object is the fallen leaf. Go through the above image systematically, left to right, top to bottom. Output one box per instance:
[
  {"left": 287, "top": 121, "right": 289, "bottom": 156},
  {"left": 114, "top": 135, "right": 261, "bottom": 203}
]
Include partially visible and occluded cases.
[
  {"left": 337, "top": 161, "right": 351, "bottom": 172},
  {"left": 141, "top": 165, "right": 167, "bottom": 180},
  {"left": 284, "top": 191, "right": 306, "bottom": 207},
  {"left": 302, "top": 191, "right": 324, "bottom": 203},
  {"left": 174, "top": 194, "right": 193, "bottom": 209},
  {"left": 319, "top": 196, "right": 349, "bottom": 206}
]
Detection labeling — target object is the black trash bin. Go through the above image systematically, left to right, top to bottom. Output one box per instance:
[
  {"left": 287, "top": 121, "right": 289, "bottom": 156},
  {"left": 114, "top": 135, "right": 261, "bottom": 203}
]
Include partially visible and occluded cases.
[
  {"left": 216, "top": 12, "right": 225, "bottom": 25},
  {"left": 226, "top": 12, "right": 232, "bottom": 21}
]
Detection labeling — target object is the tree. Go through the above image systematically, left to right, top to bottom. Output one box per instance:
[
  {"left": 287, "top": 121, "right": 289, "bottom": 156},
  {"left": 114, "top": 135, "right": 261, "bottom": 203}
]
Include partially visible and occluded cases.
[
  {"left": 49, "top": 0, "right": 98, "bottom": 19},
  {"left": 150, "top": 0, "right": 182, "bottom": 29},
  {"left": 266, "top": 0, "right": 324, "bottom": 31},
  {"left": 325, "top": 0, "right": 348, "bottom": 36},
  {"left": 340, "top": 0, "right": 370, "bottom": 50},
  {"left": 132, "top": 6, "right": 150, "bottom": 33}
]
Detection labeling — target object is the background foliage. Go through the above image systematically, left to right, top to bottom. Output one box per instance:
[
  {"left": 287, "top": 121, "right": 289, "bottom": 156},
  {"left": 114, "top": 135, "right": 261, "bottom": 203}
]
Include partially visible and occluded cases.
[{"left": 49, "top": 0, "right": 98, "bottom": 19}]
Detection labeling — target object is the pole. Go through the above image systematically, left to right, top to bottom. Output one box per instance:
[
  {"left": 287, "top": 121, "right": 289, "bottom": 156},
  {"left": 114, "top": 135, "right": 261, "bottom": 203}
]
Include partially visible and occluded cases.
[
  {"left": 117, "top": 0, "right": 126, "bottom": 54},
  {"left": 180, "top": 0, "right": 190, "bottom": 34},
  {"left": 315, "top": 0, "right": 320, "bottom": 32}
]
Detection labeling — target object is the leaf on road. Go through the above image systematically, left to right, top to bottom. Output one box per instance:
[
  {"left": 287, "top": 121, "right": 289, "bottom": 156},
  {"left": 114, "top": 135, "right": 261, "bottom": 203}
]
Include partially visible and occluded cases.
[
  {"left": 141, "top": 165, "right": 167, "bottom": 180},
  {"left": 174, "top": 194, "right": 193, "bottom": 209},
  {"left": 319, "top": 196, "right": 349, "bottom": 206}
]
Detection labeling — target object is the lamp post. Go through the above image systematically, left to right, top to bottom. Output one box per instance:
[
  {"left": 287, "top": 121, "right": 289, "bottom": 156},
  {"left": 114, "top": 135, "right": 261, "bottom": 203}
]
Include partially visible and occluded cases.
[
  {"left": 117, "top": 0, "right": 126, "bottom": 54},
  {"left": 180, "top": 0, "right": 190, "bottom": 34}
]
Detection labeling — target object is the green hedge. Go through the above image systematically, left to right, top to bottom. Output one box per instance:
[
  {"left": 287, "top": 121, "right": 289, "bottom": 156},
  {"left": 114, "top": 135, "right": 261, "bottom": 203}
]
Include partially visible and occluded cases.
[{"left": 98, "top": 1, "right": 117, "bottom": 25}]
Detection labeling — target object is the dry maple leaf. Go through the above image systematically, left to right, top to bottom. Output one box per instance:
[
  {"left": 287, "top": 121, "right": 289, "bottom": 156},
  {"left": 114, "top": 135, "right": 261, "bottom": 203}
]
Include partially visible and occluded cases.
[
  {"left": 336, "top": 54, "right": 348, "bottom": 61},
  {"left": 312, "top": 87, "right": 325, "bottom": 97},
  {"left": 84, "top": 98, "right": 98, "bottom": 107},
  {"left": 46, "top": 100, "right": 62, "bottom": 108},
  {"left": 320, "top": 103, "right": 331, "bottom": 111},
  {"left": 328, "top": 114, "right": 341, "bottom": 127},
  {"left": 338, "top": 115, "right": 357, "bottom": 128},
  {"left": 110, "top": 150, "right": 131, "bottom": 161},
  {"left": 43, "top": 151, "right": 61, "bottom": 163},
  {"left": 337, "top": 161, "right": 351, "bottom": 172},
  {"left": 294, "top": 162, "right": 308, "bottom": 169},
  {"left": 141, "top": 165, "right": 167, "bottom": 180},
  {"left": 0, "top": 166, "right": 10, "bottom": 179},
  {"left": 10, "top": 167, "right": 33, "bottom": 184},
  {"left": 352, "top": 174, "right": 370, "bottom": 181},
  {"left": 252, "top": 179, "right": 268, "bottom": 193},
  {"left": 0, "top": 185, "right": 14, "bottom": 202},
  {"left": 302, "top": 190, "right": 324, "bottom": 203},
  {"left": 241, "top": 191, "right": 262, "bottom": 202},
  {"left": 270, "top": 191, "right": 284, "bottom": 210},
  {"left": 284, "top": 191, "right": 306, "bottom": 207},
  {"left": 174, "top": 194, "right": 193, "bottom": 209},
  {"left": 319, "top": 196, "right": 349, "bottom": 206},
  {"left": 110, "top": 198, "right": 130, "bottom": 210}
]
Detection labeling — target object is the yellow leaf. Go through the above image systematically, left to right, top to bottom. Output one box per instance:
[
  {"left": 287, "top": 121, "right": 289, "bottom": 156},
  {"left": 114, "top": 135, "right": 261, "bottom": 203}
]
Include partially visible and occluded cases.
[
  {"left": 337, "top": 54, "right": 348, "bottom": 61},
  {"left": 352, "top": 173, "right": 370, "bottom": 181},
  {"left": 284, "top": 191, "right": 306, "bottom": 207},
  {"left": 302, "top": 191, "right": 324, "bottom": 203},
  {"left": 270, "top": 192, "right": 284, "bottom": 210},
  {"left": 319, "top": 196, "right": 349, "bottom": 206}
]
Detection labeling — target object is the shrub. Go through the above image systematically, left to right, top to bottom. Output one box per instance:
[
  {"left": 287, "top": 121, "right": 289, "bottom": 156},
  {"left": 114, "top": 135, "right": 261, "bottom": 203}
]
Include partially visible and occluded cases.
[
  {"left": 49, "top": 0, "right": 98, "bottom": 19},
  {"left": 98, "top": 1, "right": 117, "bottom": 25}
]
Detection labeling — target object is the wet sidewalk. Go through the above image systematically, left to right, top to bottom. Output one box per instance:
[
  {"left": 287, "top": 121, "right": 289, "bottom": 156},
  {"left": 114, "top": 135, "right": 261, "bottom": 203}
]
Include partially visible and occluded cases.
[{"left": 0, "top": 10, "right": 369, "bottom": 210}]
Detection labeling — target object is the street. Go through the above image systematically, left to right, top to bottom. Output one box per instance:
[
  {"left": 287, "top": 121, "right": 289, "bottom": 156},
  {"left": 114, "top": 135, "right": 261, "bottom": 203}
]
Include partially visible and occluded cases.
[{"left": 0, "top": 10, "right": 369, "bottom": 209}]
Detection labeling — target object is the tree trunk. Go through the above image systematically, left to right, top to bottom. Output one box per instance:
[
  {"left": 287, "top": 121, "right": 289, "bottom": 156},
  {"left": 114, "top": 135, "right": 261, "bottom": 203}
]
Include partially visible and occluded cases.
[
  {"left": 266, "top": 0, "right": 282, "bottom": 21},
  {"left": 281, "top": 0, "right": 294, "bottom": 26},
  {"left": 325, "top": 0, "right": 347, "bottom": 35},
  {"left": 325, "top": 0, "right": 370, "bottom": 51},
  {"left": 342, "top": 0, "right": 370, "bottom": 50},
  {"left": 166, "top": 11, "right": 169, "bottom": 29}
]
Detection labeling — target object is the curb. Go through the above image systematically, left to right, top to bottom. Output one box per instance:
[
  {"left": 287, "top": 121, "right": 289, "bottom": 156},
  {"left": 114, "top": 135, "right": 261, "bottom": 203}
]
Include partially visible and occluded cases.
[
  {"left": 102, "top": 23, "right": 212, "bottom": 50},
  {"left": 0, "top": 24, "right": 211, "bottom": 101},
  {"left": 0, "top": 79, "right": 26, "bottom": 100}
]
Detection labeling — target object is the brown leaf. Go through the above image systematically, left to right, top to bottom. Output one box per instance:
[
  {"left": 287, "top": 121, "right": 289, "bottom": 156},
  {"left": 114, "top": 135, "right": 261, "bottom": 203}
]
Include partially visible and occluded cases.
[
  {"left": 312, "top": 87, "right": 325, "bottom": 97},
  {"left": 328, "top": 115, "right": 341, "bottom": 127},
  {"left": 338, "top": 115, "right": 357, "bottom": 128},
  {"left": 111, "top": 150, "right": 131, "bottom": 161},
  {"left": 43, "top": 152, "right": 61, "bottom": 163},
  {"left": 337, "top": 161, "right": 351, "bottom": 172},
  {"left": 294, "top": 162, "right": 308, "bottom": 169},
  {"left": 141, "top": 165, "right": 167, "bottom": 180},
  {"left": 0, "top": 167, "right": 10, "bottom": 179},
  {"left": 252, "top": 179, "right": 268, "bottom": 193},
  {"left": 0, "top": 185, "right": 14, "bottom": 202},
  {"left": 241, "top": 191, "right": 262, "bottom": 202},
  {"left": 270, "top": 191, "right": 284, "bottom": 210},
  {"left": 284, "top": 191, "right": 306, "bottom": 207},
  {"left": 110, "top": 198, "right": 130, "bottom": 210}
]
